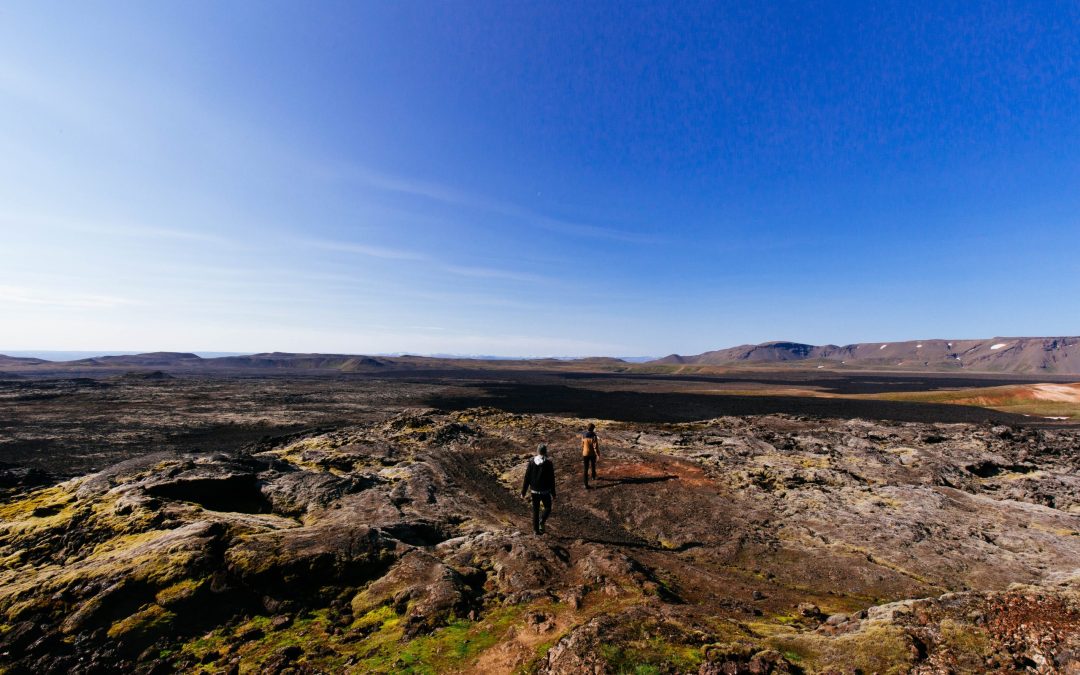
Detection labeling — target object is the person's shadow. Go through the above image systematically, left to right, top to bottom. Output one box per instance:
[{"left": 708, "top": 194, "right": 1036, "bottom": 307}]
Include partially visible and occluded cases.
[{"left": 591, "top": 474, "right": 677, "bottom": 489}]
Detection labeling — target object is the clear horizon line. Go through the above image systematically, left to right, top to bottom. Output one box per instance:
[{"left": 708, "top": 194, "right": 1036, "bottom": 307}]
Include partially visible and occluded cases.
[{"left": 0, "top": 349, "right": 660, "bottom": 362}]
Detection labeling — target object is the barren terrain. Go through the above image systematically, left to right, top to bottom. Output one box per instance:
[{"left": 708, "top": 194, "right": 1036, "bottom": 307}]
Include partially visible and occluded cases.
[
  {"left": 1, "top": 369, "right": 1067, "bottom": 479},
  {"left": 2, "top": 370, "right": 1080, "bottom": 673}
]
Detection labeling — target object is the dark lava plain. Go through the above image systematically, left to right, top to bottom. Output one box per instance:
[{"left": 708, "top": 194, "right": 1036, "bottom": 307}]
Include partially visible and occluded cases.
[
  {"left": 0, "top": 367, "right": 1065, "bottom": 480},
  {"left": 549, "top": 368, "right": 1064, "bottom": 395},
  {"left": 0, "top": 375, "right": 438, "bottom": 478},
  {"left": 425, "top": 382, "right": 1033, "bottom": 425}
]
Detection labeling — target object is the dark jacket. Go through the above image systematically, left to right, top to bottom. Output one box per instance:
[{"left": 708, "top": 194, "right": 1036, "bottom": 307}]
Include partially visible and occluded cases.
[{"left": 521, "top": 456, "right": 556, "bottom": 497}]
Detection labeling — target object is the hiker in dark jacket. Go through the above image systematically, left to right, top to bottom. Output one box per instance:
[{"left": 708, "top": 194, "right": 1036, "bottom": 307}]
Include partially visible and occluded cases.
[
  {"left": 582, "top": 423, "right": 600, "bottom": 489},
  {"left": 521, "top": 444, "right": 556, "bottom": 534}
]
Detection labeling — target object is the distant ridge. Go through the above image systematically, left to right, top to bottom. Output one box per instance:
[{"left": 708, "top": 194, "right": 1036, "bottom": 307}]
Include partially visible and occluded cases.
[
  {"left": 653, "top": 337, "right": 1080, "bottom": 374},
  {"left": 3, "top": 338, "right": 1080, "bottom": 375},
  {"left": 0, "top": 351, "right": 630, "bottom": 375},
  {"left": 0, "top": 351, "right": 249, "bottom": 361},
  {"left": 70, "top": 352, "right": 203, "bottom": 367},
  {"left": 211, "top": 353, "right": 391, "bottom": 371},
  {"left": 0, "top": 354, "right": 49, "bottom": 367}
]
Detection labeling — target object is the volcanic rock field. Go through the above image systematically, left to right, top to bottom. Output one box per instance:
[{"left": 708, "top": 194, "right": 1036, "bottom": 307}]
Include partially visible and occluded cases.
[{"left": 2, "top": 370, "right": 1080, "bottom": 673}]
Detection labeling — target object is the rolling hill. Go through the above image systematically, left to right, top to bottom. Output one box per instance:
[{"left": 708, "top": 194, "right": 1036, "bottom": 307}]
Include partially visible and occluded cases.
[
  {"left": 5, "top": 337, "right": 1080, "bottom": 376},
  {"left": 655, "top": 337, "right": 1080, "bottom": 374},
  {"left": 0, "top": 355, "right": 48, "bottom": 367}
]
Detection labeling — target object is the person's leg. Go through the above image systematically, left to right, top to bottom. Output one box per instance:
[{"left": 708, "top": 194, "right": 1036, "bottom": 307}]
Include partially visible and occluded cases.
[
  {"left": 589, "top": 455, "right": 597, "bottom": 479},
  {"left": 583, "top": 457, "right": 590, "bottom": 488},
  {"left": 531, "top": 493, "right": 541, "bottom": 533},
  {"left": 539, "top": 493, "right": 552, "bottom": 531}
]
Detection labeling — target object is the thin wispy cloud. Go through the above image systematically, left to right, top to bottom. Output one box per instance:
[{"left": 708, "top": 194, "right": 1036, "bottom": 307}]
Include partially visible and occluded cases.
[
  {"left": 0, "top": 63, "right": 103, "bottom": 134},
  {"left": 338, "top": 164, "right": 659, "bottom": 244},
  {"left": 347, "top": 166, "right": 477, "bottom": 207},
  {"left": 0, "top": 213, "right": 230, "bottom": 245},
  {"left": 531, "top": 215, "right": 660, "bottom": 244},
  {"left": 84, "top": 223, "right": 229, "bottom": 245},
  {"left": 302, "top": 238, "right": 429, "bottom": 261},
  {"left": 442, "top": 265, "right": 551, "bottom": 283},
  {"left": 0, "top": 285, "right": 136, "bottom": 310},
  {"left": 404, "top": 288, "right": 540, "bottom": 310}
]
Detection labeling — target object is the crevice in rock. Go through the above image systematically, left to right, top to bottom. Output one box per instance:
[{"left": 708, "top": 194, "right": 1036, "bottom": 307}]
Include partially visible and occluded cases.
[
  {"left": 966, "top": 461, "right": 1036, "bottom": 478},
  {"left": 144, "top": 475, "right": 272, "bottom": 514},
  {"left": 380, "top": 521, "right": 452, "bottom": 547}
]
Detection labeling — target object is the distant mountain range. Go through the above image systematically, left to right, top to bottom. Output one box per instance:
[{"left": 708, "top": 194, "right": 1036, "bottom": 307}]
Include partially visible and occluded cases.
[
  {"left": 2, "top": 337, "right": 1080, "bottom": 375},
  {"left": 654, "top": 337, "right": 1080, "bottom": 374},
  {"left": 0, "top": 351, "right": 628, "bottom": 374},
  {"left": 0, "top": 351, "right": 248, "bottom": 362}
]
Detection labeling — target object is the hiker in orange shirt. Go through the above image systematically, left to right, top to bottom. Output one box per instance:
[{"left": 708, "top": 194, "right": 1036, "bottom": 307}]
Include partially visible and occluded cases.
[{"left": 582, "top": 423, "right": 599, "bottom": 489}]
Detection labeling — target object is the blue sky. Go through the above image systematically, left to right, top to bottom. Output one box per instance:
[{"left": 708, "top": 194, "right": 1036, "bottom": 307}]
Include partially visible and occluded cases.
[{"left": 1, "top": 1, "right": 1078, "bottom": 356}]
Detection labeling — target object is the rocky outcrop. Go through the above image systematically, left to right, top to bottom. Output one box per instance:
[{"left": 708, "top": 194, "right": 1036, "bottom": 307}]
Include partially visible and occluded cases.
[{"left": 2, "top": 408, "right": 1079, "bottom": 672}]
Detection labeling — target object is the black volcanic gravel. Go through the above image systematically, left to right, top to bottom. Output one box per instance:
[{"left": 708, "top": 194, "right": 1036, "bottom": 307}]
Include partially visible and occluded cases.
[{"left": 426, "top": 383, "right": 1036, "bottom": 425}]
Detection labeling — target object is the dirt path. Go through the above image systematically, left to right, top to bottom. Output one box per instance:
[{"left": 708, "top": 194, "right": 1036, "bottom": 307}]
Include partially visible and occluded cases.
[{"left": 432, "top": 441, "right": 655, "bottom": 548}]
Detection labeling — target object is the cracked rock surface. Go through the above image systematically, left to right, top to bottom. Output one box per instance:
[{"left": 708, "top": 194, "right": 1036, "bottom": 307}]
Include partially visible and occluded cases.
[{"left": 2, "top": 408, "right": 1079, "bottom": 673}]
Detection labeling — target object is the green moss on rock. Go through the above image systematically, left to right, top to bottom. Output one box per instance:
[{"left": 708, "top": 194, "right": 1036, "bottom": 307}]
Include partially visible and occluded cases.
[{"left": 107, "top": 603, "right": 175, "bottom": 641}]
